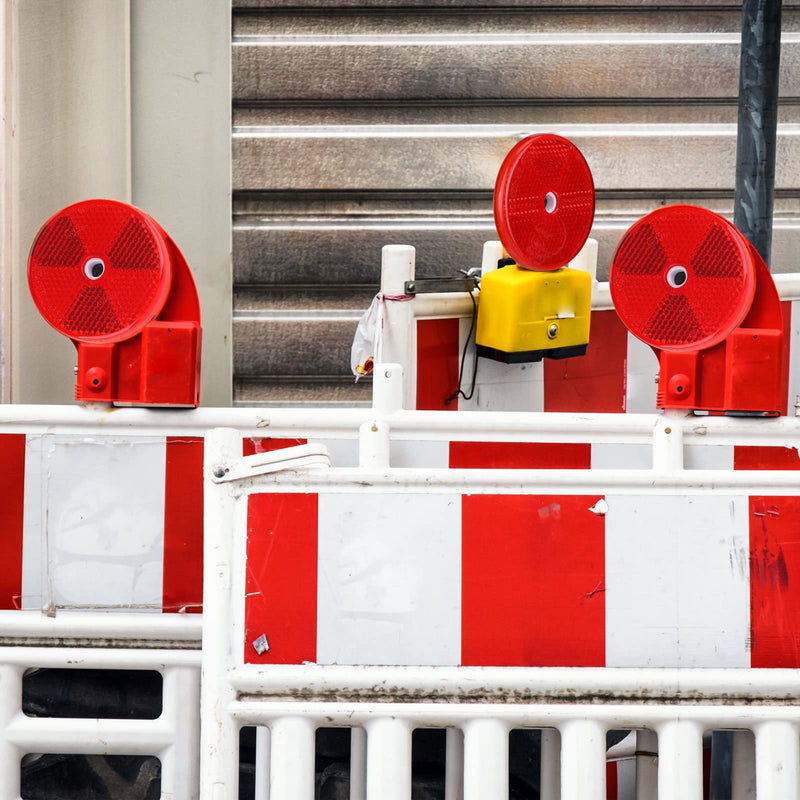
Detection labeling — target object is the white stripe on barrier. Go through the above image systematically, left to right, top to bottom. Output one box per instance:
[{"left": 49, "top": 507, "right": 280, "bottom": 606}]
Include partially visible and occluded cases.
[
  {"left": 22, "top": 435, "right": 166, "bottom": 611},
  {"left": 317, "top": 493, "right": 461, "bottom": 666},
  {"left": 606, "top": 494, "right": 750, "bottom": 668}
]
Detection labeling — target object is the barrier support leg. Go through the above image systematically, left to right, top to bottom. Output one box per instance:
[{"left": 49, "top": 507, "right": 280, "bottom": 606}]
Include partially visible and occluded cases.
[
  {"left": 0, "top": 665, "right": 22, "bottom": 799},
  {"left": 270, "top": 717, "right": 316, "bottom": 800},
  {"left": 365, "top": 717, "right": 411, "bottom": 800},
  {"left": 463, "top": 718, "right": 508, "bottom": 800},
  {"left": 560, "top": 719, "right": 606, "bottom": 800},
  {"left": 657, "top": 720, "right": 703, "bottom": 800},
  {"left": 755, "top": 721, "right": 800, "bottom": 800}
]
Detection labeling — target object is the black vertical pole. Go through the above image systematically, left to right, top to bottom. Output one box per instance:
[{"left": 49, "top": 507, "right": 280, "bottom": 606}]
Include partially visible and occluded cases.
[{"left": 733, "top": 0, "right": 783, "bottom": 267}]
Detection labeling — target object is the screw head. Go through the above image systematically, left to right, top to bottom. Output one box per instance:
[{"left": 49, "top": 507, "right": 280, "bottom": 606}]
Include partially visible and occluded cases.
[
  {"left": 547, "top": 323, "right": 558, "bottom": 339},
  {"left": 212, "top": 465, "right": 227, "bottom": 479}
]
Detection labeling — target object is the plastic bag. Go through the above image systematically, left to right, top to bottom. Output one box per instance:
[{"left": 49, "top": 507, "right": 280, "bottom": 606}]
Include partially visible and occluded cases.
[{"left": 350, "top": 295, "right": 381, "bottom": 379}]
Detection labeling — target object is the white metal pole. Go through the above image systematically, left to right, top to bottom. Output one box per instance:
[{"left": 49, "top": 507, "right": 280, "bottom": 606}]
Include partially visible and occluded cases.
[
  {"left": 481, "top": 241, "right": 504, "bottom": 277},
  {"left": 379, "top": 245, "right": 416, "bottom": 410},
  {"left": 652, "top": 412, "right": 685, "bottom": 473},
  {"left": 200, "top": 427, "right": 242, "bottom": 800},
  {"left": 0, "top": 664, "right": 21, "bottom": 799},
  {"left": 160, "top": 664, "right": 201, "bottom": 799},
  {"left": 269, "top": 716, "right": 316, "bottom": 800},
  {"left": 365, "top": 717, "right": 412, "bottom": 800},
  {"left": 463, "top": 718, "right": 508, "bottom": 800},
  {"left": 559, "top": 719, "right": 606, "bottom": 800},
  {"left": 657, "top": 720, "right": 704, "bottom": 800},
  {"left": 755, "top": 721, "right": 800, "bottom": 800}
]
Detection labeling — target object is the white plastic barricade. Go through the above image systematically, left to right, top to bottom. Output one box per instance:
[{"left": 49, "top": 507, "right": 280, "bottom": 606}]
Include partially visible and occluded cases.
[
  {"left": 200, "top": 390, "right": 800, "bottom": 800},
  {"left": 0, "top": 636, "right": 200, "bottom": 800}
]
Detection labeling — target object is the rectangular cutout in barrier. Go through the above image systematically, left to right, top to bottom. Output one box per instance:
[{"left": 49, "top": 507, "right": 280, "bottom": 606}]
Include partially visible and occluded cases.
[
  {"left": 22, "top": 669, "right": 162, "bottom": 720},
  {"left": 20, "top": 754, "right": 161, "bottom": 799}
]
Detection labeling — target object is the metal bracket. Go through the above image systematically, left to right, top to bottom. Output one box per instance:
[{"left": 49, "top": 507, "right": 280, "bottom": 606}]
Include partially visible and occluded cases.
[
  {"left": 404, "top": 277, "right": 477, "bottom": 295},
  {"left": 211, "top": 443, "right": 331, "bottom": 483}
]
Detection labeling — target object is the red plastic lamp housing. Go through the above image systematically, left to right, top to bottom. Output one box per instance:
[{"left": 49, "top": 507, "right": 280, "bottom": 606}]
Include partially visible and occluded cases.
[
  {"left": 493, "top": 133, "right": 595, "bottom": 271},
  {"left": 28, "top": 199, "right": 202, "bottom": 407},
  {"left": 609, "top": 205, "right": 784, "bottom": 415}
]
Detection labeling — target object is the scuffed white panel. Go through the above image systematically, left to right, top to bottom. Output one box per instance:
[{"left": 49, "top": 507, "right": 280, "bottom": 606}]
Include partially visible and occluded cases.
[
  {"left": 458, "top": 317, "right": 544, "bottom": 412},
  {"left": 625, "top": 332, "right": 659, "bottom": 414},
  {"left": 22, "top": 435, "right": 166, "bottom": 610},
  {"left": 391, "top": 440, "right": 449, "bottom": 468},
  {"left": 591, "top": 443, "right": 651, "bottom": 470},
  {"left": 684, "top": 444, "right": 733, "bottom": 470},
  {"left": 317, "top": 492, "right": 461, "bottom": 665},
  {"left": 605, "top": 494, "right": 750, "bottom": 668}
]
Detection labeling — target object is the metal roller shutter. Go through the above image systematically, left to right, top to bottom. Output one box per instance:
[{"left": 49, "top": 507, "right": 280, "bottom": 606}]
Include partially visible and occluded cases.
[{"left": 232, "top": 1, "right": 800, "bottom": 406}]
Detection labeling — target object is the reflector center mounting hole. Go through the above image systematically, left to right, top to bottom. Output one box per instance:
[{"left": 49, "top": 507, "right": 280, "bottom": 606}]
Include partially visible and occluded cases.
[
  {"left": 544, "top": 192, "right": 558, "bottom": 214},
  {"left": 84, "top": 258, "right": 105, "bottom": 281},
  {"left": 666, "top": 265, "right": 688, "bottom": 288}
]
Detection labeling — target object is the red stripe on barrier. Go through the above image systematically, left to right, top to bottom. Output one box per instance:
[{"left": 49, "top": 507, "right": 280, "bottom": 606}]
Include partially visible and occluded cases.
[
  {"left": 544, "top": 309, "right": 628, "bottom": 413},
  {"left": 416, "top": 318, "right": 461, "bottom": 410},
  {"left": 0, "top": 434, "right": 25, "bottom": 609},
  {"left": 162, "top": 437, "right": 205, "bottom": 613},
  {"left": 243, "top": 437, "right": 307, "bottom": 456},
  {"left": 449, "top": 441, "right": 591, "bottom": 469},
  {"left": 734, "top": 446, "right": 800, "bottom": 470},
  {"left": 245, "top": 493, "right": 318, "bottom": 664},
  {"left": 462, "top": 494, "right": 605, "bottom": 667},
  {"left": 750, "top": 496, "right": 800, "bottom": 667},
  {"left": 606, "top": 761, "right": 618, "bottom": 799}
]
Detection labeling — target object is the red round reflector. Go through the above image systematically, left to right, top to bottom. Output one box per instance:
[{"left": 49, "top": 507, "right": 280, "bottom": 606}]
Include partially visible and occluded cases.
[
  {"left": 493, "top": 133, "right": 595, "bottom": 271},
  {"left": 28, "top": 199, "right": 171, "bottom": 343},
  {"left": 609, "top": 205, "right": 756, "bottom": 351}
]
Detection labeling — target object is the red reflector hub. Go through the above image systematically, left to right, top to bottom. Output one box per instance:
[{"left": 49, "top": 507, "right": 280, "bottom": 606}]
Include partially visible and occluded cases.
[
  {"left": 493, "top": 133, "right": 595, "bottom": 271},
  {"left": 28, "top": 199, "right": 171, "bottom": 343},
  {"left": 610, "top": 205, "right": 755, "bottom": 352}
]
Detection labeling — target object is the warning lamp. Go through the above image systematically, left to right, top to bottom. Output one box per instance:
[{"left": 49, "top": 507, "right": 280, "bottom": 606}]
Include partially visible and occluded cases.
[
  {"left": 476, "top": 133, "right": 595, "bottom": 363},
  {"left": 28, "top": 199, "right": 202, "bottom": 407},
  {"left": 610, "top": 204, "right": 784, "bottom": 415}
]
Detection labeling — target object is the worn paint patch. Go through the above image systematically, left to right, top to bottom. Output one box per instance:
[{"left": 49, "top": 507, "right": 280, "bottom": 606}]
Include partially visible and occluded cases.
[
  {"left": 22, "top": 435, "right": 166, "bottom": 610},
  {"left": 316, "top": 493, "right": 461, "bottom": 665},
  {"left": 605, "top": 495, "right": 750, "bottom": 668},
  {"left": 750, "top": 496, "right": 800, "bottom": 667}
]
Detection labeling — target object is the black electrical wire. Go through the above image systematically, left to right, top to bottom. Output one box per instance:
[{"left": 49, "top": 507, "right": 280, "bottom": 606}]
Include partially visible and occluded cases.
[{"left": 444, "top": 290, "right": 479, "bottom": 406}]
